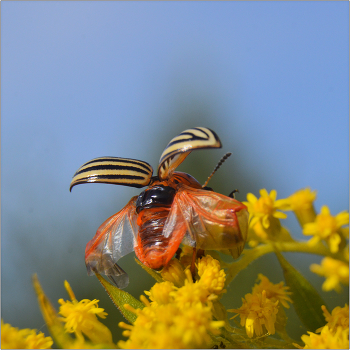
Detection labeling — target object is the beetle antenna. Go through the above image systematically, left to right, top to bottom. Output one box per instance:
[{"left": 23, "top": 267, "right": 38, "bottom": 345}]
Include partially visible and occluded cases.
[{"left": 202, "top": 152, "right": 232, "bottom": 188}]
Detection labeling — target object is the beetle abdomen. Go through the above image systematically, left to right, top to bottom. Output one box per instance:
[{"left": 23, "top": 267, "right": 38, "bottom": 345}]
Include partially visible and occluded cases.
[{"left": 136, "top": 207, "right": 171, "bottom": 269}]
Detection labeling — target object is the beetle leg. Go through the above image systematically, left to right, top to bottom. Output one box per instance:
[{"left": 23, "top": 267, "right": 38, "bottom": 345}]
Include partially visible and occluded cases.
[
  {"left": 228, "top": 189, "right": 239, "bottom": 198},
  {"left": 175, "top": 247, "right": 182, "bottom": 260},
  {"left": 190, "top": 247, "right": 197, "bottom": 281},
  {"left": 197, "top": 249, "right": 205, "bottom": 259}
]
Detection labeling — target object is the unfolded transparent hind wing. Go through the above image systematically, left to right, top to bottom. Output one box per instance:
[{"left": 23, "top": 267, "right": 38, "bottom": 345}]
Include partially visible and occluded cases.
[
  {"left": 163, "top": 185, "right": 249, "bottom": 258},
  {"left": 85, "top": 196, "right": 138, "bottom": 288}
]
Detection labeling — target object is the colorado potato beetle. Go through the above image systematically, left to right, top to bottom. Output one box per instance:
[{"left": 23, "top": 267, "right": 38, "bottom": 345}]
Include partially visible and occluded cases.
[{"left": 70, "top": 127, "right": 248, "bottom": 288}]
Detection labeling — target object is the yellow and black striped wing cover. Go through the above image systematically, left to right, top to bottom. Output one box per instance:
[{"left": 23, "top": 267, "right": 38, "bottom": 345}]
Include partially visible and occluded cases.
[
  {"left": 158, "top": 127, "right": 222, "bottom": 179},
  {"left": 70, "top": 157, "right": 153, "bottom": 191}
]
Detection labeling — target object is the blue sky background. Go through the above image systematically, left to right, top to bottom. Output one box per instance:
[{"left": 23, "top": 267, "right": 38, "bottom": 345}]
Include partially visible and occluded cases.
[{"left": 1, "top": 1, "right": 348, "bottom": 342}]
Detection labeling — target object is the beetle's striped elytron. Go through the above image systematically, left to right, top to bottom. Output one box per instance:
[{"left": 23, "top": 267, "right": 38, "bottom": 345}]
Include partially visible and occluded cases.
[{"left": 70, "top": 127, "right": 248, "bottom": 288}]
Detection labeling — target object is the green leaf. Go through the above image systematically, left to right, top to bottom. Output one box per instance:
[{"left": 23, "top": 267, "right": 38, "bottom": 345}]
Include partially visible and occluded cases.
[
  {"left": 274, "top": 250, "right": 327, "bottom": 332},
  {"left": 135, "top": 258, "right": 163, "bottom": 283},
  {"left": 95, "top": 273, "right": 144, "bottom": 323}
]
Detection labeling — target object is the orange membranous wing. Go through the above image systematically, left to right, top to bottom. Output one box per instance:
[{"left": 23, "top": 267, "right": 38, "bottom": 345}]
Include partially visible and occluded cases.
[
  {"left": 163, "top": 185, "right": 249, "bottom": 258},
  {"left": 85, "top": 196, "right": 139, "bottom": 288}
]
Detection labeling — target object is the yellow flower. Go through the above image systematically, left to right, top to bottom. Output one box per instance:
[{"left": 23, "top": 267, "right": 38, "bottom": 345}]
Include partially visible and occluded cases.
[
  {"left": 286, "top": 188, "right": 317, "bottom": 226},
  {"left": 287, "top": 188, "right": 317, "bottom": 212},
  {"left": 244, "top": 189, "right": 289, "bottom": 229},
  {"left": 303, "top": 206, "right": 349, "bottom": 253},
  {"left": 197, "top": 255, "right": 227, "bottom": 295},
  {"left": 310, "top": 257, "right": 349, "bottom": 292},
  {"left": 119, "top": 258, "right": 230, "bottom": 349},
  {"left": 161, "top": 258, "right": 187, "bottom": 287},
  {"left": 171, "top": 269, "right": 213, "bottom": 305},
  {"left": 252, "top": 274, "right": 292, "bottom": 309},
  {"left": 58, "top": 281, "right": 113, "bottom": 345},
  {"left": 144, "top": 281, "right": 176, "bottom": 305},
  {"left": 119, "top": 286, "right": 224, "bottom": 348},
  {"left": 229, "top": 290, "right": 279, "bottom": 338},
  {"left": 173, "top": 302, "right": 224, "bottom": 348},
  {"left": 119, "top": 304, "right": 183, "bottom": 349},
  {"left": 317, "top": 304, "right": 349, "bottom": 334},
  {"left": 1, "top": 320, "right": 53, "bottom": 349},
  {"left": 300, "top": 325, "right": 349, "bottom": 349}
]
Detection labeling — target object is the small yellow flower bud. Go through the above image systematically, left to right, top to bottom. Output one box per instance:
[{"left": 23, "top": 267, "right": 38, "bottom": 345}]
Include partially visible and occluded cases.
[
  {"left": 287, "top": 188, "right": 317, "bottom": 226},
  {"left": 197, "top": 255, "right": 226, "bottom": 295},
  {"left": 160, "top": 259, "right": 187, "bottom": 287},
  {"left": 144, "top": 281, "right": 175, "bottom": 305}
]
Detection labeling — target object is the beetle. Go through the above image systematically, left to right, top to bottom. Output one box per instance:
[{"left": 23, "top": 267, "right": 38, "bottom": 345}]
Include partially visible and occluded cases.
[{"left": 70, "top": 127, "right": 248, "bottom": 288}]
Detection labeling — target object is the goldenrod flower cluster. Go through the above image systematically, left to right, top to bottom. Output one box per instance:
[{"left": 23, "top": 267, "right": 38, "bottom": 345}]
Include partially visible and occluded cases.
[
  {"left": 1, "top": 187, "right": 348, "bottom": 349},
  {"left": 242, "top": 187, "right": 349, "bottom": 348},
  {"left": 244, "top": 188, "right": 349, "bottom": 293},
  {"left": 303, "top": 204, "right": 349, "bottom": 293},
  {"left": 119, "top": 256, "right": 227, "bottom": 349},
  {"left": 229, "top": 274, "right": 291, "bottom": 338},
  {"left": 1, "top": 277, "right": 115, "bottom": 349},
  {"left": 57, "top": 281, "right": 113, "bottom": 346},
  {"left": 230, "top": 290, "right": 279, "bottom": 338},
  {"left": 298, "top": 304, "right": 349, "bottom": 349},
  {"left": 318, "top": 304, "right": 349, "bottom": 332},
  {"left": 1, "top": 320, "right": 53, "bottom": 349}
]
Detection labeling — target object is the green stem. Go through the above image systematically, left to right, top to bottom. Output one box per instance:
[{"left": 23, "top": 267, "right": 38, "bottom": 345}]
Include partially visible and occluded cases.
[{"left": 225, "top": 240, "right": 345, "bottom": 286}]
